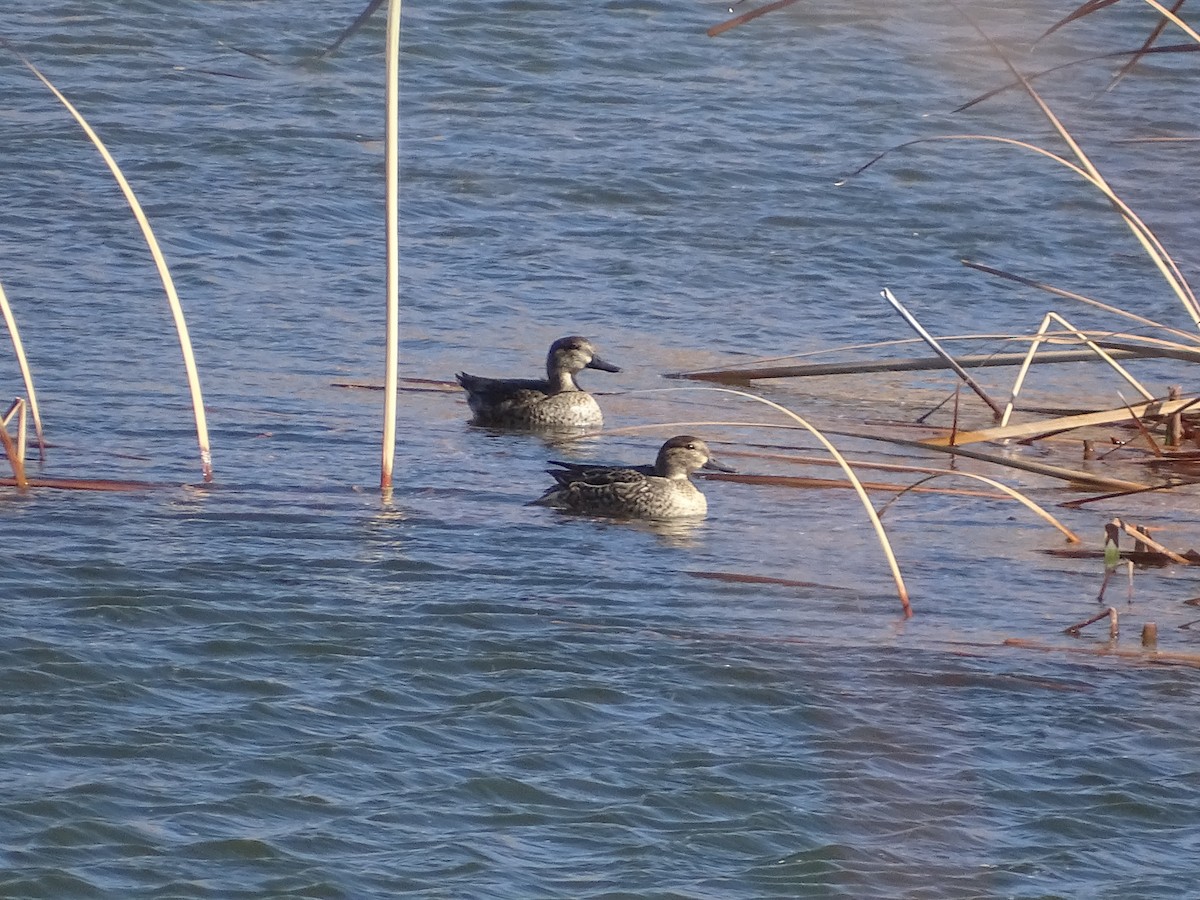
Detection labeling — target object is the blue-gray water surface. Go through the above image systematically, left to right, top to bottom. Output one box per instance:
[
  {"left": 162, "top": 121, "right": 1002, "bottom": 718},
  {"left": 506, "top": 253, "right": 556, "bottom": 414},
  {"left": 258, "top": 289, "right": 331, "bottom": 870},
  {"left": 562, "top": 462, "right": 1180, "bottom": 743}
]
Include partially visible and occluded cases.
[{"left": 2, "top": 1, "right": 1200, "bottom": 897}]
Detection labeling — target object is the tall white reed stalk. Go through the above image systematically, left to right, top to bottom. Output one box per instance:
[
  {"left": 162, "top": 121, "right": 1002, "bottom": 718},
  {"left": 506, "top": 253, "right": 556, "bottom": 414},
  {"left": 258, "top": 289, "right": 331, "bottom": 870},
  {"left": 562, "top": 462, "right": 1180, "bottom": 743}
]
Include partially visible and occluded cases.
[{"left": 381, "top": 0, "right": 402, "bottom": 492}]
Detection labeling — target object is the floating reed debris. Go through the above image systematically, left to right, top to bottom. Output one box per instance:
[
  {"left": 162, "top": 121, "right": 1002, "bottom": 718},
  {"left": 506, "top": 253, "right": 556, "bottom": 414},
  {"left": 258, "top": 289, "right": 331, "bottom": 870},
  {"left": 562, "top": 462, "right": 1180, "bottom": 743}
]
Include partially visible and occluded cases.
[
  {"left": 707, "top": 0, "right": 802, "bottom": 38},
  {"left": 667, "top": 344, "right": 1200, "bottom": 383},
  {"left": 921, "top": 395, "right": 1200, "bottom": 449},
  {"left": 849, "top": 431, "right": 1151, "bottom": 492},
  {"left": 706, "top": 471, "right": 1006, "bottom": 498},
  {"left": 0, "top": 476, "right": 156, "bottom": 492},
  {"left": 1058, "top": 479, "right": 1200, "bottom": 509},
  {"left": 1041, "top": 547, "right": 1200, "bottom": 565},
  {"left": 687, "top": 571, "right": 844, "bottom": 590},
  {"left": 1064, "top": 606, "right": 1119, "bottom": 636},
  {"left": 1002, "top": 637, "right": 1200, "bottom": 669}
]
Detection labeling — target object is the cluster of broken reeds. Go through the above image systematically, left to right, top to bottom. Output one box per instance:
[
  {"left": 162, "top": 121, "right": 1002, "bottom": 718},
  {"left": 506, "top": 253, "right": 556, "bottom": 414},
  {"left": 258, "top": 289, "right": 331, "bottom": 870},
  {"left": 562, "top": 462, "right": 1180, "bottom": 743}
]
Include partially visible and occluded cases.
[
  {"left": 674, "top": 0, "right": 1200, "bottom": 640},
  {"left": 0, "top": 40, "right": 212, "bottom": 489}
]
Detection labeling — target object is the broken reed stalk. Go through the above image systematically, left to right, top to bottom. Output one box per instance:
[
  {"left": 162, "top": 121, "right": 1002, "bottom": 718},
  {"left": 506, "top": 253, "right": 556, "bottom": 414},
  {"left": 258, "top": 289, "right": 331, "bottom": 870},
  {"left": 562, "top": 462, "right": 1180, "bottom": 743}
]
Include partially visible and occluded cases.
[
  {"left": 320, "top": 0, "right": 387, "bottom": 58},
  {"left": 380, "top": 0, "right": 401, "bottom": 493},
  {"left": 707, "top": 0, "right": 802, "bottom": 37},
  {"left": 1104, "top": 0, "right": 1187, "bottom": 93},
  {"left": 1138, "top": 0, "right": 1200, "bottom": 43},
  {"left": 953, "top": 6, "right": 1200, "bottom": 327},
  {"left": 8, "top": 47, "right": 213, "bottom": 482},
  {"left": 853, "top": 131, "right": 1197, "bottom": 327},
  {"left": 961, "top": 260, "right": 1200, "bottom": 347},
  {"left": 0, "top": 279, "right": 46, "bottom": 459},
  {"left": 881, "top": 288, "right": 1004, "bottom": 419},
  {"left": 999, "top": 311, "right": 1154, "bottom": 429},
  {"left": 673, "top": 328, "right": 1200, "bottom": 381},
  {"left": 671, "top": 342, "right": 1200, "bottom": 383},
  {"left": 631, "top": 387, "right": 912, "bottom": 617},
  {"left": 922, "top": 394, "right": 1198, "bottom": 449},
  {"left": 1117, "top": 394, "right": 1164, "bottom": 457},
  {"left": 2, "top": 399, "right": 27, "bottom": 465},
  {"left": 0, "top": 414, "right": 27, "bottom": 489},
  {"left": 810, "top": 423, "right": 1151, "bottom": 490},
  {"left": 873, "top": 470, "right": 1080, "bottom": 543},
  {"left": 1114, "top": 519, "right": 1189, "bottom": 564},
  {"left": 1064, "top": 606, "right": 1118, "bottom": 635},
  {"left": 1004, "top": 636, "right": 1200, "bottom": 668}
]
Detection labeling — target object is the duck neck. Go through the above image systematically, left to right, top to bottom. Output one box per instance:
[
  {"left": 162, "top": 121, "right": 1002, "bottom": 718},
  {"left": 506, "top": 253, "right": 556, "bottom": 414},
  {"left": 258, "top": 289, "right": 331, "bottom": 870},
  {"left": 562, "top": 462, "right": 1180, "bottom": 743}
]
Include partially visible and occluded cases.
[
  {"left": 546, "top": 368, "right": 580, "bottom": 393},
  {"left": 654, "top": 456, "right": 691, "bottom": 480}
]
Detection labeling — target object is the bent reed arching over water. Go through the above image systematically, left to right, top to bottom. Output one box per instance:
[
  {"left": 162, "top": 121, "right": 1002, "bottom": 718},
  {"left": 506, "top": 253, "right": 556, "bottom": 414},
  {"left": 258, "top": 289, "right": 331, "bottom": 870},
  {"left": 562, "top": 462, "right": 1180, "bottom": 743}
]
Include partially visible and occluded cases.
[
  {"left": 456, "top": 335, "right": 621, "bottom": 430},
  {"left": 534, "top": 435, "right": 733, "bottom": 519}
]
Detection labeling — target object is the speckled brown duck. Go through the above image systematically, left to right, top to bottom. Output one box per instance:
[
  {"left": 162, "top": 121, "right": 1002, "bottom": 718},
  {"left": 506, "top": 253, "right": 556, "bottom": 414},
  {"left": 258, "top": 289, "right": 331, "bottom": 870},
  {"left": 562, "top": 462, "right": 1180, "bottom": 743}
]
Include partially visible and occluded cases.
[
  {"left": 456, "top": 336, "right": 620, "bottom": 429},
  {"left": 533, "top": 435, "right": 733, "bottom": 519}
]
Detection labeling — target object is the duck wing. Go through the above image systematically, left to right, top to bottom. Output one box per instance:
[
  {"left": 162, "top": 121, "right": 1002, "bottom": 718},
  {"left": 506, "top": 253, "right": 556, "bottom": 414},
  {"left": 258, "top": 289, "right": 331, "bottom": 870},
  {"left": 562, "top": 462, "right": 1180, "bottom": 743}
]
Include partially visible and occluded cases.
[
  {"left": 456, "top": 373, "right": 551, "bottom": 402},
  {"left": 546, "top": 460, "right": 655, "bottom": 487},
  {"left": 552, "top": 468, "right": 662, "bottom": 514}
]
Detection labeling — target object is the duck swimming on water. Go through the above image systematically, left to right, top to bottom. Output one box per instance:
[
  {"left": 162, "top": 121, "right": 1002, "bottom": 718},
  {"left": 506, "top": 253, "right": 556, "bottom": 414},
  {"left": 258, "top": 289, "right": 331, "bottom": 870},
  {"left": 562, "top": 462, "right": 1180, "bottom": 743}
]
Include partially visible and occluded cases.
[
  {"left": 456, "top": 336, "right": 621, "bottom": 430},
  {"left": 534, "top": 435, "right": 733, "bottom": 519}
]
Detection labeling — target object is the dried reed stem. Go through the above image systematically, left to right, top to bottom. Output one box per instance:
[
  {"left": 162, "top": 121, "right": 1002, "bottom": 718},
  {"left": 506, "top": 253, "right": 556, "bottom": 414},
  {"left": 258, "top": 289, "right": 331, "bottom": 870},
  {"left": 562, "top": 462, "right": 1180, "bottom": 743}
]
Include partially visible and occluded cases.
[
  {"left": 380, "top": 0, "right": 402, "bottom": 492},
  {"left": 707, "top": 0, "right": 802, "bottom": 37},
  {"left": 1138, "top": 0, "right": 1200, "bottom": 43},
  {"left": 955, "top": 8, "right": 1200, "bottom": 327},
  {"left": 8, "top": 47, "right": 213, "bottom": 482},
  {"left": 855, "top": 129, "right": 1198, "bottom": 327},
  {"left": 961, "top": 260, "right": 1200, "bottom": 346},
  {"left": 0, "top": 280, "right": 46, "bottom": 459},
  {"left": 881, "top": 288, "right": 1004, "bottom": 419},
  {"left": 999, "top": 311, "right": 1153, "bottom": 429},
  {"left": 671, "top": 343, "right": 1200, "bottom": 383},
  {"left": 634, "top": 387, "right": 912, "bottom": 617},
  {"left": 923, "top": 395, "right": 1198, "bottom": 449},
  {"left": 2, "top": 399, "right": 27, "bottom": 465},
  {"left": 0, "top": 414, "right": 27, "bottom": 489},
  {"left": 845, "top": 429, "right": 1151, "bottom": 491},
  {"left": 875, "top": 470, "right": 1080, "bottom": 543},
  {"left": 1114, "top": 519, "right": 1189, "bottom": 564},
  {"left": 1065, "top": 607, "right": 1117, "bottom": 634},
  {"left": 1004, "top": 637, "right": 1200, "bottom": 668}
]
